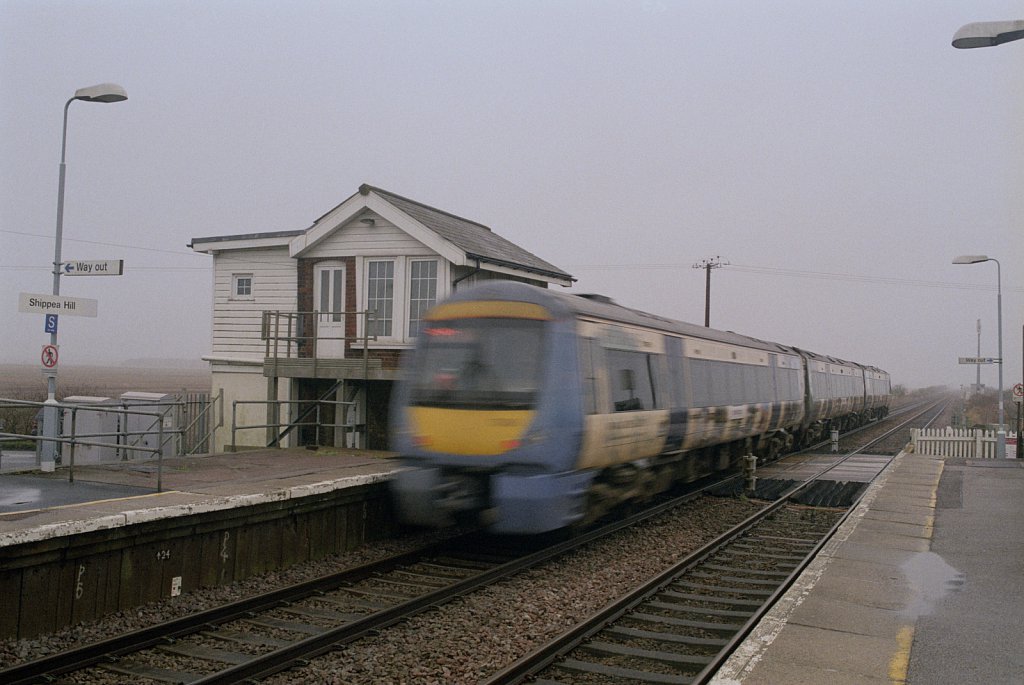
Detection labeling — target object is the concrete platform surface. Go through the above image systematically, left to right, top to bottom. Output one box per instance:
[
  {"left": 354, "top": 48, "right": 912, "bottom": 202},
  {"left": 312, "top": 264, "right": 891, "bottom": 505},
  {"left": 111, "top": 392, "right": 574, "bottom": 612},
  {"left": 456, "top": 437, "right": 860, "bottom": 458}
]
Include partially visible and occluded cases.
[
  {"left": 0, "top": 448, "right": 399, "bottom": 547},
  {"left": 711, "top": 453, "right": 1024, "bottom": 685}
]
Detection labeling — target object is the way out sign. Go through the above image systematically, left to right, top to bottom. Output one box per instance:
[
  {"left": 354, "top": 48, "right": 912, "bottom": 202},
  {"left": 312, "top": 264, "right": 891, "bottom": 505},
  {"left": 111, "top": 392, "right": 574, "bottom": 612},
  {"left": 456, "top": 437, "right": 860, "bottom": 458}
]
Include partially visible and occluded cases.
[{"left": 62, "top": 259, "right": 123, "bottom": 276}]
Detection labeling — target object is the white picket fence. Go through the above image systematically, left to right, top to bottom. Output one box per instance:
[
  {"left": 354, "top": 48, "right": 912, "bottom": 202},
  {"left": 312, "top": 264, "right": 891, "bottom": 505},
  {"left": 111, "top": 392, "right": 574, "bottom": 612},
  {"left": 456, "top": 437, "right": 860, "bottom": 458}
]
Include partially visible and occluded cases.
[{"left": 911, "top": 427, "right": 1018, "bottom": 459}]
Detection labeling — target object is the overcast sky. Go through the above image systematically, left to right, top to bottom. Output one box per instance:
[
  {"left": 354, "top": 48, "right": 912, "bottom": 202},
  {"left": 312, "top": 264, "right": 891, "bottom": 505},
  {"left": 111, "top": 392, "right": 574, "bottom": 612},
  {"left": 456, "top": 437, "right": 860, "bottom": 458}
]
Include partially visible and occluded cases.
[{"left": 2, "top": 0, "right": 1022, "bottom": 391}]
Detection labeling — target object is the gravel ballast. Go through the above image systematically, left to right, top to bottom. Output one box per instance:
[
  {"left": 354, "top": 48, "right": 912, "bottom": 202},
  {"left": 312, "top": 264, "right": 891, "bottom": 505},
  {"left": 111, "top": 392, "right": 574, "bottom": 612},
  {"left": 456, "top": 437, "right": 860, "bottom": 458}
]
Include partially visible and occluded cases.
[{"left": 1, "top": 496, "right": 760, "bottom": 684}]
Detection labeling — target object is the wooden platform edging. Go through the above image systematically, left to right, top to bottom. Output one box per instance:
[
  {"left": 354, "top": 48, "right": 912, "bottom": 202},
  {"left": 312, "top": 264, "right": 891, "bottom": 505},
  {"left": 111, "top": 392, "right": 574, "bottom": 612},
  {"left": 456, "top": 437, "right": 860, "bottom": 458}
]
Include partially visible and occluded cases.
[{"left": 0, "top": 482, "right": 394, "bottom": 639}]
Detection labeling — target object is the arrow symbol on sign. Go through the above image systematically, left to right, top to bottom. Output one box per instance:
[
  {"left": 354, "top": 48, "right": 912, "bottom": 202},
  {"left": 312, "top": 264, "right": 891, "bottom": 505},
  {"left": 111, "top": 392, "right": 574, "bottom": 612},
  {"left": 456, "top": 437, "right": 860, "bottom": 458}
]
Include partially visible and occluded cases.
[{"left": 63, "top": 263, "right": 74, "bottom": 274}]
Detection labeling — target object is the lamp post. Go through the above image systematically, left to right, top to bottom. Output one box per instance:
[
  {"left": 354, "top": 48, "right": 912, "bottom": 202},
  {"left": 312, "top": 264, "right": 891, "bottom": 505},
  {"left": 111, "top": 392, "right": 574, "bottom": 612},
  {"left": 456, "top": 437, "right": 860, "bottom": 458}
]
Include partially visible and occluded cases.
[
  {"left": 951, "top": 21, "right": 1023, "bottom": 458},
  {"left": 39, "top": 83, "right": 127, "bottom": 470},
  {"left": 953, "top": 255, "right": 1005, "bottom": 458}
]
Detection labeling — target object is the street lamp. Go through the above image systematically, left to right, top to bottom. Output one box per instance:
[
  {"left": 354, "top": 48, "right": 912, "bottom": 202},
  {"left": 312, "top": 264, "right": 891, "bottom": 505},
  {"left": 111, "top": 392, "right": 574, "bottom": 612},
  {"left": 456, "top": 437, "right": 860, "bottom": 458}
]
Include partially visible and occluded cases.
[
  {"left": 952, "top": 20, "right": 1024, "bottom": 48},
  {"left": 39, "top": 83, "right": 127, "bottom": 470},
  {"left": 953, "top": 255, "right": 1005, "bottom": 458}
]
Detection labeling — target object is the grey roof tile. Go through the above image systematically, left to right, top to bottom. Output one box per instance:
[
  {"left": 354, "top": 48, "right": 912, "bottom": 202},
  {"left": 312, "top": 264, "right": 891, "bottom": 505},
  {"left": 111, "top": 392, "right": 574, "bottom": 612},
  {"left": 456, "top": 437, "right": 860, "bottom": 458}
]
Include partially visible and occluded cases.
[{"left": 360, "top": 184, "right": 573, "bottom": 282}]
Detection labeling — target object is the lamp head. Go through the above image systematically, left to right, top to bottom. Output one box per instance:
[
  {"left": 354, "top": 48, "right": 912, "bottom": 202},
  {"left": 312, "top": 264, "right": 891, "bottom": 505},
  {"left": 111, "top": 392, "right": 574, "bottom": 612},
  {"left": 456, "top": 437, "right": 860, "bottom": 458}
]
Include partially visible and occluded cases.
[
  {"left": 953, "top": 20, "right": 1024, "bottom": 48},
  {"left": 73, "top": 83, "right": 127, "bottom": 103},
  {"left": 952, "top": 255, "right": 990, "bottom": 265}
]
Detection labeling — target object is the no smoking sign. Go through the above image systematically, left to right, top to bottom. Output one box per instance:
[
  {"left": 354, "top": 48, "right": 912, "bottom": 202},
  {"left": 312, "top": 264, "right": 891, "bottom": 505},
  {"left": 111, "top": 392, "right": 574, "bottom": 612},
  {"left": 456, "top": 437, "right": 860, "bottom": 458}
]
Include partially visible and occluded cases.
[{"left": 41, "top": 344, "right": 59, "bottom": 369}]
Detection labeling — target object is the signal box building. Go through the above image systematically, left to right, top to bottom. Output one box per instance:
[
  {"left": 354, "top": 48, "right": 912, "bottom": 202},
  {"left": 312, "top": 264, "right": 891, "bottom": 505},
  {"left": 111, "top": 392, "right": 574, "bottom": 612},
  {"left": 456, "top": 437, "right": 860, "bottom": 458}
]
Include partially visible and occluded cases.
[{"left": 190, "top": 184, "right": 573, "bottom": 452}]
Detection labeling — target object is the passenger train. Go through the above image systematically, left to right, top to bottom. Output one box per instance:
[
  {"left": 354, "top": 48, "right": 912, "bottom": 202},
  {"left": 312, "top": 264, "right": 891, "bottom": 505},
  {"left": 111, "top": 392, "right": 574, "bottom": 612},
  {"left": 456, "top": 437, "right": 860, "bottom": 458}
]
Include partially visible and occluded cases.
[{"left": 389, "top": 281, "right": 891, "bottom": 534}]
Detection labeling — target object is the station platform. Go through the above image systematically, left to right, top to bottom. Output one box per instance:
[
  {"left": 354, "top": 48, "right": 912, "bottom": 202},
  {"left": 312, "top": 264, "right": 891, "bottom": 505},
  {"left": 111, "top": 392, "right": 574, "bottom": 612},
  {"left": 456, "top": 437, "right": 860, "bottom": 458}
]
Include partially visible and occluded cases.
[
  {"left": 0, "top": 448, "right": 399, "bottom": 547},
  {"left": 711, "top": 451, "right": 1024, "bottom": 684}
]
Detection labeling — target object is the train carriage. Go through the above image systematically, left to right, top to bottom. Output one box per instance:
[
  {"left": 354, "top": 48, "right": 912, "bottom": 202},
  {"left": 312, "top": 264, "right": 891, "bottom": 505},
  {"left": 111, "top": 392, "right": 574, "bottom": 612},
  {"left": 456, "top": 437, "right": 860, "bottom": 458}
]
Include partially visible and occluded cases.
[{"left": 390, "top": 281, "right": 889, "bottom": 534}]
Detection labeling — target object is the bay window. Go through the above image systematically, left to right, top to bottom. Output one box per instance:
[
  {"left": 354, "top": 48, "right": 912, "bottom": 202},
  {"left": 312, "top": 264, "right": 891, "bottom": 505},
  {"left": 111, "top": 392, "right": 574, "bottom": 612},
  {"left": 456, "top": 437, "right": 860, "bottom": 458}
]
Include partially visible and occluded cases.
[{"left": 360, "top": 257, "right": 442, "bottom": 343}]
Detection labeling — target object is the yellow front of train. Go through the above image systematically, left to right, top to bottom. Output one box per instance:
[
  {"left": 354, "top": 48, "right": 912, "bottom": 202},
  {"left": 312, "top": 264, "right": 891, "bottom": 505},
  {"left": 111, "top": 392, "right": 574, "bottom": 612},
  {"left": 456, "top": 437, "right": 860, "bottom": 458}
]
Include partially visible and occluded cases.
[{"left": 389, "top": 283, "right": 591, "bottom": 533}]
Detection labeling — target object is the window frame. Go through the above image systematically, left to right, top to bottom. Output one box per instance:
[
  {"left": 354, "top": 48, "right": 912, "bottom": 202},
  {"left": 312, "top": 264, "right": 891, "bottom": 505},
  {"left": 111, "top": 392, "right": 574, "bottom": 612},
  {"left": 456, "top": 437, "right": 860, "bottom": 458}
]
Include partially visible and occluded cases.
[
  {"left": 357, "top": 256, "right": 446, "bottom": 345},
  {"left": 231, "top": 273, "right": 254, "bottom": 301}
]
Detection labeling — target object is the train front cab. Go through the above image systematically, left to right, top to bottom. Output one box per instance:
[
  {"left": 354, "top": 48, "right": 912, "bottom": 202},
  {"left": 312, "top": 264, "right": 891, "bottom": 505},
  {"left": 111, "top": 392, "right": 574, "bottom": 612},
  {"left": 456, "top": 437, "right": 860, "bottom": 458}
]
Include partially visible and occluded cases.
[{"left": 389, "top": 290, "right": 590, "bottom": 534}]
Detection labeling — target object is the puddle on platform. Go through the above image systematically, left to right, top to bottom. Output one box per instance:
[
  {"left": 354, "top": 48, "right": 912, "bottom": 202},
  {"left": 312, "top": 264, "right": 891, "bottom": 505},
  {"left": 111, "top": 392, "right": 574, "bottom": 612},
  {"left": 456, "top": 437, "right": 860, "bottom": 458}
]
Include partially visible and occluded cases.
[
  {"left": 0, "top": 487, "right": 42, "bottom": 507},
  {"left": 900, "top": 551, "right": 965, "bottom": 618}
]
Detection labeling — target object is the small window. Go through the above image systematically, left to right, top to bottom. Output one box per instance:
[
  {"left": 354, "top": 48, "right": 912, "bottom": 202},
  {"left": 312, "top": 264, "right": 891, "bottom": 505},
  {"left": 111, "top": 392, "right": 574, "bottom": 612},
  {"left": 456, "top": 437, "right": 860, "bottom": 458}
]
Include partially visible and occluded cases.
[{"left": 232, "top": 274, "right": 253, "bottom": 300}]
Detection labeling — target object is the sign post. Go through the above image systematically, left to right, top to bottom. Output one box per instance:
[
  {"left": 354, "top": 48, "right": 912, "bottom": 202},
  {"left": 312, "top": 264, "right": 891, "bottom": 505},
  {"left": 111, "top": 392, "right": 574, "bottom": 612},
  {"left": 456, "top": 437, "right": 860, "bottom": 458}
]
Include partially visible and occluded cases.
[{"left": 1014, "top": 383, "right": 1024, "bottom": 460}]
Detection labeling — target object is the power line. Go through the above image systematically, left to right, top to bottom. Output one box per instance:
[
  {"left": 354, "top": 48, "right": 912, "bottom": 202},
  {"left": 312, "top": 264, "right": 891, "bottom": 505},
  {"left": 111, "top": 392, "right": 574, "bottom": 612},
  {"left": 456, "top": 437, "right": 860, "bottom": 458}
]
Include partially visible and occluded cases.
[{"left": 568, "top": 260, "right": 1021, "bottom": 293}]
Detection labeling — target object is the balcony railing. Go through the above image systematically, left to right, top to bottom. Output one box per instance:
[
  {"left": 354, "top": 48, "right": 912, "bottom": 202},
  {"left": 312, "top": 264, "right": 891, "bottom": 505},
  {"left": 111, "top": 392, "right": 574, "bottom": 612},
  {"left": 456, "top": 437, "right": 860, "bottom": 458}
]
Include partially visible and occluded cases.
[{"left": 261, "top": 310, "right": 378, "bottom": 360}]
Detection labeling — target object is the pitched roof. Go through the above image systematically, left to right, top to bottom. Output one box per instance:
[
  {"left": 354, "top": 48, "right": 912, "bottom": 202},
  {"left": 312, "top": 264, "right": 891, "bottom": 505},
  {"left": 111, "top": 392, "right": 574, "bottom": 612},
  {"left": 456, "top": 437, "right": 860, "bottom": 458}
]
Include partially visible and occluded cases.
[
  {"left": 190, "top": 184, "right": 573, "bottom": 285},
  {"left": 357, "top": 184, "right": 573, "bottom": 283}
]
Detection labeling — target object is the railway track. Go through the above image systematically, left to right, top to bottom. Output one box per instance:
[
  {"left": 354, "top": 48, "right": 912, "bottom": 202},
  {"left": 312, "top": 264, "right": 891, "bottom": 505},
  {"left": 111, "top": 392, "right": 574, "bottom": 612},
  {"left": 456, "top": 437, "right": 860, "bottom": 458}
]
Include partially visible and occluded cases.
[
  {"left": 0, "top": 399, "right": 944, "bottom": 684},
  {"left": 481, "top": 399, "right": 945, "bottom": 685},
  {"left": 0, "top": 478, "right": 738, "bottom": 685}
]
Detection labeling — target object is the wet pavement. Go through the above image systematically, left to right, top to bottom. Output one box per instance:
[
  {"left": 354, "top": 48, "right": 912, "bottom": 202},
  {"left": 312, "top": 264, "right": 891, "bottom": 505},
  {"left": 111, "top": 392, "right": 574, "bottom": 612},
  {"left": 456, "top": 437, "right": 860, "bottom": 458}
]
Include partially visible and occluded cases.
[
  {"left": 711, "top": 453, "right": 1024, "bottom": 684},
  {"left": 0, "top": 475, "right": 154, "bottom": 513}
]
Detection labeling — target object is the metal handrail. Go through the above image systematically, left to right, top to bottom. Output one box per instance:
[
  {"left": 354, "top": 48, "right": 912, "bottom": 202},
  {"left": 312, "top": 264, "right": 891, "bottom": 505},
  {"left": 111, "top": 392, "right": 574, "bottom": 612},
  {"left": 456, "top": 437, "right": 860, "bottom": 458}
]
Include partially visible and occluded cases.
[{"left": 230, "top": 398, "right": 356, "bottom": 452}]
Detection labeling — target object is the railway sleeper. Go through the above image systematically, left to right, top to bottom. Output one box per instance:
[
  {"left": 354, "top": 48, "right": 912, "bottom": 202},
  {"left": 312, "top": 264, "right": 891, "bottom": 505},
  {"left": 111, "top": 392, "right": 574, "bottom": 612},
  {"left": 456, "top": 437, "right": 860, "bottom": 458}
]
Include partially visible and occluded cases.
[
  {"left": 581, "top": 639, "right": 715, "bottom": 666},
  {"left": 553, "top": 657, "right": 694, "bottom": 684}
]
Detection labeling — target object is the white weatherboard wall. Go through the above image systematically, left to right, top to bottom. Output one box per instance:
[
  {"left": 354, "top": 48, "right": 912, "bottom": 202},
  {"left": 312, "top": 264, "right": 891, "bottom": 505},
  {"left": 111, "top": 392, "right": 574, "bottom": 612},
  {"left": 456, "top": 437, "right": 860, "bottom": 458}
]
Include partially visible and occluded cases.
[
  {"left": 302, "top": 215, "right": 435, "bottom": 259},
  {"left": 207, "top": 246, "right": 296, "bottom": 452},
  {"left": 212, "top": 246, "right": 297, "bottom": 359},
  {"left": 210, "top": 363, "right": 291, "bottom": 452}
]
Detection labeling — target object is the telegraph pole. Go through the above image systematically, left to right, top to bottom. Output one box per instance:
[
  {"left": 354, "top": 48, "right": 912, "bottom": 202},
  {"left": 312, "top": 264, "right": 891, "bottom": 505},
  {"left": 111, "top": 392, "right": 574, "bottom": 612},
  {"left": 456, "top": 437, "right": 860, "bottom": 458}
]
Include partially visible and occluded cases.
[{"left": 692, "top": 256, "right": 726, "bottom": 327}]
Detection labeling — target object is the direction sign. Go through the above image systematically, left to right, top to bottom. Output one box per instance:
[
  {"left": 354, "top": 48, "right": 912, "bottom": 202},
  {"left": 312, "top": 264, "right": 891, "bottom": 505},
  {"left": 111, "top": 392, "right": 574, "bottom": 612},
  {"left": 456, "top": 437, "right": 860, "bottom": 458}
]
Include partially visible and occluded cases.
[
  {"left": 61, "top": 259, "right": 123, "bottom": 276},
  {"left": 18, "top": 292, "right": 98, "bottom": 318},
  {"left": 958, "top": 356, "right": 998, "bottom": 364}
]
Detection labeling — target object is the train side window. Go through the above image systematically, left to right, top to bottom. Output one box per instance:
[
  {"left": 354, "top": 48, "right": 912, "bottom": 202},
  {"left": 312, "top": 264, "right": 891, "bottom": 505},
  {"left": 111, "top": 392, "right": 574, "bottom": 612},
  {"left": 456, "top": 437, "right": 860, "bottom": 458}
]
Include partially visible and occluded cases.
[
  {"left": 579, "top": 337, "right": 600, "bottom": 415},
  {"left": 665, "top": 337, "right": 686, "bottom": 408},
  {"left": 608, "top": 349, "right": 655, "bottom": 412},
  {"left": 689, "top": 358, "right": 713, "bottom": 407}
]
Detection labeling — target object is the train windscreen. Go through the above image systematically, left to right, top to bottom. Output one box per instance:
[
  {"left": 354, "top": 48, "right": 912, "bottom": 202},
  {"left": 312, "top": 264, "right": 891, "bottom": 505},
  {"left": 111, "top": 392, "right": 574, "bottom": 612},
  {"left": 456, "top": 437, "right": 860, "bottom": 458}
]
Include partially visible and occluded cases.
[{"left": 410, "top": 318, "right": 546, "bottom": 409}]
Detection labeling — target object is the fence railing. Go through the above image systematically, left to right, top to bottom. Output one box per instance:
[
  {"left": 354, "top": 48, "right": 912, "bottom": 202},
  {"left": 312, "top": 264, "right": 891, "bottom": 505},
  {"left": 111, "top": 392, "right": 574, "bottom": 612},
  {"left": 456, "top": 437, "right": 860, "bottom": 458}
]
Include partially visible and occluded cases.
[
  {"left": 261, "top": 310, "right": 378, "bottom": 360},
  {"left": 0, "top": 391, "right": 221, "bottom": 486},
  {"left": 230, "top": 397, "right": 356, "bottom": 452},
  {"left": 911, "top": 427, "right": 1018, "bottom": 459}
]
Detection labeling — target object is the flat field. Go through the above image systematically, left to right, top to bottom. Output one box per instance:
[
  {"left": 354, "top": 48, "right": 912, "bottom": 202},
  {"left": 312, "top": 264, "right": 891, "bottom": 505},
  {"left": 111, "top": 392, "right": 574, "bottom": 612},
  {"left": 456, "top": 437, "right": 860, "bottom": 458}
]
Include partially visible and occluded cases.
[{"left": 0, "top": 364, "right": 211, "bottom": 400}]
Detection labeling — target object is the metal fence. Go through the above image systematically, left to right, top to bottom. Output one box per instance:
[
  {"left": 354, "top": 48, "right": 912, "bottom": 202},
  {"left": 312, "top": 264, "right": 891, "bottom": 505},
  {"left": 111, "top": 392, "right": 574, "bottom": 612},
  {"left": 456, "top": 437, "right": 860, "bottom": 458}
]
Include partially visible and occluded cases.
[
  {"left": 0, "top": 391, "right": 221, "bottom": 489},
  {"left": 230, "top": 397, "right": 356, "bottom": 451},
  {"left": 911, "top": 427, "right": 1018, "bottom": 459}
]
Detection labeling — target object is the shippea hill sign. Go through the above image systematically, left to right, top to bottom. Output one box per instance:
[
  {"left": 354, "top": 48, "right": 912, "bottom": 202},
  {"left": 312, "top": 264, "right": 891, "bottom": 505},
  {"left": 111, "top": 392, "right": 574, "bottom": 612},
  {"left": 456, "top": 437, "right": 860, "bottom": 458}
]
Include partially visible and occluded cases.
[{"left": 18, "top": 292, "right": 98, "bottom": 318}]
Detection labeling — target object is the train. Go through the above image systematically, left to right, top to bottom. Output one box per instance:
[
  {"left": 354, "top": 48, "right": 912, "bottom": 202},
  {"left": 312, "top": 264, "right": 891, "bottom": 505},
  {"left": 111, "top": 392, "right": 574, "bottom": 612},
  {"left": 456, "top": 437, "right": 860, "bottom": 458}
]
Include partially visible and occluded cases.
[{"left": 389, "top": 281, "right": 891, "bottom": 534}]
